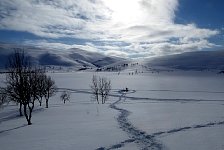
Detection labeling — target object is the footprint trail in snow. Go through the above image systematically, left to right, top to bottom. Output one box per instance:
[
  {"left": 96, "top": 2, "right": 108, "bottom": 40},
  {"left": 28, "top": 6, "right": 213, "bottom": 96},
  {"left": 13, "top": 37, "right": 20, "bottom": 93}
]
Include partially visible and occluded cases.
[
  {"left": 96, "top": 90, "right": 224, "bottom": 150},
  {"left": 97, "top": 90, "right": 163, "bottom": 150}
]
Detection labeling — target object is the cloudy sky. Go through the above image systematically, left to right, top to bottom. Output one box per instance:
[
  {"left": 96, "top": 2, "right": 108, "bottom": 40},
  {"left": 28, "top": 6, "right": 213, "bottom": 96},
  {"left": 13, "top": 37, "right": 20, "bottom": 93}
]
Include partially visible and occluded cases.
[{"left": 0, "top": 0, "right": 223, "bottom": 58}]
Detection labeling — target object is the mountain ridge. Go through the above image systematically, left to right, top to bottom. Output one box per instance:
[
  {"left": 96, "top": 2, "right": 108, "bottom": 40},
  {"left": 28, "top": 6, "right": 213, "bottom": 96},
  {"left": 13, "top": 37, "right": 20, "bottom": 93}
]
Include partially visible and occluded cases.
[
  {"left": 0, "top": 43, "right": 125, "bottom": 70},
  {"left": 1, "top": 43, "right": 224, "bottom": 71},
  {"left": 144, "top": 50, "right": 224, "bottom": 71}
]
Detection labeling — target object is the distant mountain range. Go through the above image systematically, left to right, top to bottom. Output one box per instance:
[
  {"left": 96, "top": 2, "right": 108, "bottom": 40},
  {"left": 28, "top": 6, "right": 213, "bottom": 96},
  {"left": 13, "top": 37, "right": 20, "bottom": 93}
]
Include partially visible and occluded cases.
[
  {"left": 0, "top": 43, "right": 224, "bottom": 71},
  {"left": 0, "top": 43, "right": 125, "bottom": 70},
  {"left": 145, "top": 50, "right": 224, "bottom": 71}
]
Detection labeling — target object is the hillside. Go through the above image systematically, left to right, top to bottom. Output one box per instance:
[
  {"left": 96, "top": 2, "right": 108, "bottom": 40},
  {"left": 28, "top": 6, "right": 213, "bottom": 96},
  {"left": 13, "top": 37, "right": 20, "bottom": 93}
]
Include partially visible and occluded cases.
[
  {"left": 0, "top": 43, "right": 125, "bottom": 70},
  {"left": 1, "top": 43, "right": 224, "bottom": 72},
  {"left": 144, "top": 50, "right": 224, "bottom": 71}
]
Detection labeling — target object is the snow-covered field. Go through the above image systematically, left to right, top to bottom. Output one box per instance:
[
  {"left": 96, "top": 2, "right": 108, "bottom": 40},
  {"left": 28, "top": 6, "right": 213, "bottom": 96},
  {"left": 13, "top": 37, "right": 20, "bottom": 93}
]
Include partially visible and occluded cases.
[{"left": 0, "top": 71, "right": 224, "bottom": 150}]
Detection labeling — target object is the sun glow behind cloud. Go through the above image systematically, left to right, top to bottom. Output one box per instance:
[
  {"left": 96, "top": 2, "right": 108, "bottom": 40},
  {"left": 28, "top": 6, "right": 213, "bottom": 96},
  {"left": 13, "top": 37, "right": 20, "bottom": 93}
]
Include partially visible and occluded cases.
[
  {"left": 0, "top": 0, "right": 220, "bottom": 58},
  {"left": 102, "top": 0, "right": 142, "bottom": 25},
  {"left": 102, "top": 0, "right": 178, "bottom": 26}
]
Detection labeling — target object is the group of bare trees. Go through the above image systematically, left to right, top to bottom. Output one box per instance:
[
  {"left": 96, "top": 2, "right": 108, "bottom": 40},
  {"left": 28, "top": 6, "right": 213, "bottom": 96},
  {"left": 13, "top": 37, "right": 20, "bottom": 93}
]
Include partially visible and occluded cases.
[
  {"left": 0, "top": 51, "right": 114, "bottom": 125},
  {"left": 1, "top": 51, "right": 57, "bottom": 125},
  {"left": 90, "top": 75, "right": 111, "bottom": 104}
]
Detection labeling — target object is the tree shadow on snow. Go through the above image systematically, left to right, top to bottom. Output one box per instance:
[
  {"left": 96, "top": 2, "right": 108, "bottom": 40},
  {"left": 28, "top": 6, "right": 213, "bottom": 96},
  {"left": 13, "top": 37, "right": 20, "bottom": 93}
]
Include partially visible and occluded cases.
[
  {"left": 0, "top": 108, "right": 44, "bottom": 124},
  {"left": 0, "top": 124, "right": 27, "bottom": 134}
]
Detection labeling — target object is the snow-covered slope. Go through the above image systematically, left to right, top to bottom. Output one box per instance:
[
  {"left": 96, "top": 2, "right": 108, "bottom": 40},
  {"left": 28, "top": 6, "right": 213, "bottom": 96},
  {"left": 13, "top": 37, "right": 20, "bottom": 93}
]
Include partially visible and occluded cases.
[
  {"left": 0, "top": 43, "right": 125, "bottom": 70},
  {"left": 68, "top": 48, "right": 124, "bottom": 67},
  {"left": 86, "top": 50, "right": 224, "bottom": 73},
  {"left": 144, "top": 50, "right": 224, "bottom": 71}
]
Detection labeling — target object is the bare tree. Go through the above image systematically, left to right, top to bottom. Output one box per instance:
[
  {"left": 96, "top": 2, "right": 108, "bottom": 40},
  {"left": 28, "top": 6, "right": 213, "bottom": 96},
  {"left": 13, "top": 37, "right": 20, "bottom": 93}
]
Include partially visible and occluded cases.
[
  {"left": 4, "top": 50, "right": 36, "bottom": 124},
  {"left": 5, "top": 50, "right": 30, "bottom": 116},
  {"left": 23, "top": 67, "right": 40, "bottom": 125},
  {"left": 36, "top": 69, "right": 46, "bottom": 106},
  {"left": 90, "top": 75, "right": 99, "bottom": 104},
  {"left": 90, "top": 75, "right": 111, "bottom": 104},
  {"left": 43, "top": 76, "right": 57, "bottom": 108},
  {"left": 98, "top": 77, "right": 111, "bottom": 104},
  {"left": 98, "top": 77, "right": 105, "bottom": 104},
  {"left": 103, "top": 78, "right": 111, "bottom": 103},
  {"left": 0, "top": 88, "right": 7, "bottom": 107},
  {"left": 60, "top": 90, "right": 71, "bottom": 104}
]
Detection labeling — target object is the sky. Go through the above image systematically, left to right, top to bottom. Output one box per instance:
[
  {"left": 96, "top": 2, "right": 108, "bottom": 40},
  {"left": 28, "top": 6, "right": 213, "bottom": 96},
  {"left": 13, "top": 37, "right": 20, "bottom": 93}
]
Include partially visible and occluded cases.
[{"left": 0, "top": 0, "right": 223, "bottom": 58}]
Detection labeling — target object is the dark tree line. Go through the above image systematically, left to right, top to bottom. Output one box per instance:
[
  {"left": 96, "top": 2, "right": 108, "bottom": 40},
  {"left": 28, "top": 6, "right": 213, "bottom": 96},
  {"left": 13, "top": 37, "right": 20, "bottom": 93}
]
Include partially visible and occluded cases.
[
  {"left": 1, "top": 50, "right": 57, "bottom": 125},
  {"left": 90, "top": 75, "right": 111, "bottom": 104}
]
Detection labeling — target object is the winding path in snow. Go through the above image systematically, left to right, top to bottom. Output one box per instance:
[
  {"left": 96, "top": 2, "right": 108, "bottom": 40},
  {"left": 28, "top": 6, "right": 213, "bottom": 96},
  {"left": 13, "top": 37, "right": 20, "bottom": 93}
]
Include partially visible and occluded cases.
[
  {"left": 58, "top": 88, "right": 224, "bottom": 150},
  {"left": 95, "top": 90, "right": 224, "bottom": 150},
  {"left": 97, "top": 90, "right": 163, "bottom": 150}
]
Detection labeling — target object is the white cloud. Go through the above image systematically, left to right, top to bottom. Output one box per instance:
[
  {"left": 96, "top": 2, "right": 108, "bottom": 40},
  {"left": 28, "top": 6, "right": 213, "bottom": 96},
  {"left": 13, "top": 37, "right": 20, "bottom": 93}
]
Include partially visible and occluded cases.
[
  {"left": 0, "top": 0, "right": 220, "bottom": 57},
  {"left": 23, "top": 40, "right": 99, "bottom": 52},
  {"left": 104, "top": 50, "right": 129, "bottom": 58}
]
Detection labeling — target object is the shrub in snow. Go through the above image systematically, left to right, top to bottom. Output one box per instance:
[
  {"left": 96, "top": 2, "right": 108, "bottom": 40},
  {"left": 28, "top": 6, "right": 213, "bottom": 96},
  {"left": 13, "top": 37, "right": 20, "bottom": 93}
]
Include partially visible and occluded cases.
[
  {"left": 90, "top": 75, "right": 99, "bottom": 104},
  {"left": 99, "top": 77, "right": 111, "bottom": 104},
  {"left": 60, "top": 90, "right": 71, "bottom": 104}
]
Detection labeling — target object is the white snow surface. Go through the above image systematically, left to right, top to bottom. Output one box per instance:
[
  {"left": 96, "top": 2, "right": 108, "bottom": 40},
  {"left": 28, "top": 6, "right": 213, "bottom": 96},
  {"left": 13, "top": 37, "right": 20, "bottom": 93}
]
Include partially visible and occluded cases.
[{"left": 0, "top": 71, "right": 224, "bottom": 150}]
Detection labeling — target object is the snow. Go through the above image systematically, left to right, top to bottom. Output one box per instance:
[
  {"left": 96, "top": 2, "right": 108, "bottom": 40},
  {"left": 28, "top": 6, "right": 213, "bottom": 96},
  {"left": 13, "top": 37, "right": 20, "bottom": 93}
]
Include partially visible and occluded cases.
[
  {"left": 0, "top": 71, "right": 224, "bottom": 150},
  {"left": 0, "top": 94, "right": 128, "bottom": 150},
  {"left": 119, "top": 101, "right": 224, "bottom": 134},
  {"left": 160, "top": 126, "right": 224, "bottom": 150}
]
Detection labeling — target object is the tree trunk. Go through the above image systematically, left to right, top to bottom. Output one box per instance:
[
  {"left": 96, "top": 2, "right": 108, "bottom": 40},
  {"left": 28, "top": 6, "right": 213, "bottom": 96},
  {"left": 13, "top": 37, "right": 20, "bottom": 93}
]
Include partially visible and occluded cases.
[
  {"left": 46, "top": 92, "right": 50, "bottom": 108},
  {"left": 96, "top": 94, "right": 99, "bottom": 104},
  {"left": 101, "top": 94, "right": 104, "bottom": 104},
  {"left": 40, "top": 97, "right": 42, "bottom": 106},
  {"left": 46, "top": 98, "right": 49, "bottom": 108},
  {"left": 24, "top": 102, "right": 34, "bottom": 125},
  {"left": 19, "top": 103, "right": 23, "bottom": 116},
  {"left": 23, "top": 104, "right": 31, "bottom": 125},
  {"left": 28, "top": 106, "right": 32, "bottom": 125},
  {"left": 27, "top": 115, "right": 32, "bottom": 125}
]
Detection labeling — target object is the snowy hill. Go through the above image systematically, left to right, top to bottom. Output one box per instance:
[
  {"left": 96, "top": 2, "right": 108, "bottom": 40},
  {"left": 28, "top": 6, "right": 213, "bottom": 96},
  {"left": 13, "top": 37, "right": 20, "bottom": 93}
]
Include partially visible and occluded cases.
[
  {"left": 0, "top": 43, "right": 125, "bottom": 70},
  {"left": 1, "top": 43, "right": 224, "bottom": 72},
  {"left": 67, "top": 48, "right": 124, "bottom": 68},
  {"left": 94, "top": 50, "right": 224, "bottom": 73},
  {"left": 144, "top": 50, "right": 224, "bottom": 71}
]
